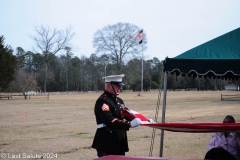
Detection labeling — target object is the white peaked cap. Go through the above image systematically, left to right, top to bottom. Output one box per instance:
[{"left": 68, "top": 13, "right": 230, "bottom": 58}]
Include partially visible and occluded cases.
[{"left": 102, "top": 74, "right": 125, "bottom": 86}]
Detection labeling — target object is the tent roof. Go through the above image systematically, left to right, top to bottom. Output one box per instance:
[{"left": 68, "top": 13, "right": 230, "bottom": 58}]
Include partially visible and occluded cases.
[{"left": 163, "top": 27, "right": 240, "bottom": 80}]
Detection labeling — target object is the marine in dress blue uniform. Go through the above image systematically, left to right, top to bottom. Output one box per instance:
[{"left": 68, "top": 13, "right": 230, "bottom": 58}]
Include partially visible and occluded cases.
[{"left": 91, "top": 74, "right": 142, "bottom": 157}]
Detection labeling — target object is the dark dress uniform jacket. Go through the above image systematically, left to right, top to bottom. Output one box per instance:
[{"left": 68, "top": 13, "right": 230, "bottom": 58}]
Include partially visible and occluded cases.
[{"left": 91, "top": 91, "right": 131, "bottom": 153}]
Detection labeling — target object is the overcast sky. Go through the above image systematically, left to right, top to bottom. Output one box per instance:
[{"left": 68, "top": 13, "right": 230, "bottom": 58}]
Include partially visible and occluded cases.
[{"left": 1, "top": 0, "right": 240, "bottom": 61}]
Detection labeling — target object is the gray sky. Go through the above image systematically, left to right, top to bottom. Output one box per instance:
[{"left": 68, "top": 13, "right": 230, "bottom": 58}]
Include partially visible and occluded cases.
[{"left": 1, "top": 0, "right": 240, "bottom": 61}]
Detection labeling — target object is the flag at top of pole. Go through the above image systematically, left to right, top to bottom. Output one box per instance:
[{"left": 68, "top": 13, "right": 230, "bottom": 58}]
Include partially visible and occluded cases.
[{"left": 136, "top": 29, "right": 143, "bottom": 44}]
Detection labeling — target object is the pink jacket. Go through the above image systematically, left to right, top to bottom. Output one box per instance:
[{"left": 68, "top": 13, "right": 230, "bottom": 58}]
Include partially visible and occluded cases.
[{"left": 207, "top": 132, "right": 240, "bottom": 160}]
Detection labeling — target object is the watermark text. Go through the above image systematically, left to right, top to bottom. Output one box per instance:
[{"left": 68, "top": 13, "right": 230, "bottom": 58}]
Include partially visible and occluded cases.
[{"left": 0, "top": 153, "right": 58, "bottom": 159}]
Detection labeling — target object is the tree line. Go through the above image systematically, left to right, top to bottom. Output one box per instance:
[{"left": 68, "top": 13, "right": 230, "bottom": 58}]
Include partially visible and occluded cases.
[
  {"left": 1, "top": 22, "right": 238, "bottom": 94},
  {"left": 1, "top": 37, "right": 236, "bottom": 94},
  {"left": 1, "top": 43, "right": 162, "bottom": 92}
]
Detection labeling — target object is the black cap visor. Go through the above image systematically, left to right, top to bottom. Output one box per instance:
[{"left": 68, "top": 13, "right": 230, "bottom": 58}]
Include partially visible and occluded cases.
[{"left": 110, "top": 81, "right": 125, "bottom": 86}]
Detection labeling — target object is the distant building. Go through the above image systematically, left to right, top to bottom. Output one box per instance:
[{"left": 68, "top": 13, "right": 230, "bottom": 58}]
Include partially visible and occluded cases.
[{"left": 224, "top": 84, "right": 238, "bottom": 91}]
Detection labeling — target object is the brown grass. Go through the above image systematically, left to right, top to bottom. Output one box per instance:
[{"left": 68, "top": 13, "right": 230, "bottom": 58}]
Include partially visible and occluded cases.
[{"left": 0, "top": 90, "right": 239, "bottom": 160}]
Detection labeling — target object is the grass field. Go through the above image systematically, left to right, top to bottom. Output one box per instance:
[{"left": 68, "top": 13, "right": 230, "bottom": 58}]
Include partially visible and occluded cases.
[{"left": 0, "top": 90, "right": 239, "bottom": 160}]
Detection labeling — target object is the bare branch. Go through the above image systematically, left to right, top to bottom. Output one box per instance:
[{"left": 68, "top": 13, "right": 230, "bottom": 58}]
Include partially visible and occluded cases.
[
  {"left": 93, "top": 22, "right": 147, "bottom": 72},
  {"left": 30, "top": 25, "right": 75, "bottom": 92},
  {"left": 30, "top": 25, "right": 75, "bottom": 55}
]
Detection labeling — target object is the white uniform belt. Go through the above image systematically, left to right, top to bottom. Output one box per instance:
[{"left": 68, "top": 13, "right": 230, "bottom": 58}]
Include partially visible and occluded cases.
[{"left": 97, "top": 123, "right": 106, "bottom": 128}]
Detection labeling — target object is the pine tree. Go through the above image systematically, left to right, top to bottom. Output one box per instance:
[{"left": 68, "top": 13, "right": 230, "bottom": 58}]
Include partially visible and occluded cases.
[{"left": 0, "top": 36, "right": 17, "bottom": 91}]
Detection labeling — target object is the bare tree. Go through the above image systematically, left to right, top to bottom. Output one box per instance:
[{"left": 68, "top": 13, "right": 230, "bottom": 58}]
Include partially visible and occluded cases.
[
  {"left": 93, "top": 22, "right": 147, "bottom": 73},
  {"left": 30, "top": 25, "right": 75, "bottom": 93},
  {"left": 9, "top": 69, "right": 38, "bottom": 99}
]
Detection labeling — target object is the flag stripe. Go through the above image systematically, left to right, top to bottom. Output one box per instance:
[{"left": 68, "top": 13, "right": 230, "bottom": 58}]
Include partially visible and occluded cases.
[{"left": 136, "top": 29, "right": 143, "bottom": 39}]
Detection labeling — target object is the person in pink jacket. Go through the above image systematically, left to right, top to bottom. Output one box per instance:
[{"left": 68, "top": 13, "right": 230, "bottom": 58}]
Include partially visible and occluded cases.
[{"left": 204, "top": 115, "right": 240, "bottom": 160}]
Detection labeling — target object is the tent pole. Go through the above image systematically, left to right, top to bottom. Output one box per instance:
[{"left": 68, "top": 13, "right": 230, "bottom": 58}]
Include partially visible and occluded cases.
[{"left": 159, "top": 71, "right": 168, "bottom": 157}]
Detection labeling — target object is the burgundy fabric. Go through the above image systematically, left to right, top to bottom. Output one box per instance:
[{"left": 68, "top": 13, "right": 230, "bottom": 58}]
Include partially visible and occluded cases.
[
  {"left": 141, "top": 122, "right": 240, "bottom": 133},
  {"left": 94, "top": 155, "right": 203, "bottom": 160}
]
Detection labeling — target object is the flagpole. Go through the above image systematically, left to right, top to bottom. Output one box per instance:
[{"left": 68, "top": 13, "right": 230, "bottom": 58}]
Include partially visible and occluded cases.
[
  {"left": 136, "top": 29, "right": 144, "bottom": 96},
  {"left": 141, "top": 44, "right": 143, "bottom": 96},
  {"left": 105, "top": 65, "right": 106, "bottom": 77}
]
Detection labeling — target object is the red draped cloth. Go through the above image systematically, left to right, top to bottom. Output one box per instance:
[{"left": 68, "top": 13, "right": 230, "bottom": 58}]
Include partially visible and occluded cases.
[
  {"left": 121, "top": 108, "right": 240, "bottom": 133},
  {"left": 141, "top": 122, "right": 240, "bottom": 133}
]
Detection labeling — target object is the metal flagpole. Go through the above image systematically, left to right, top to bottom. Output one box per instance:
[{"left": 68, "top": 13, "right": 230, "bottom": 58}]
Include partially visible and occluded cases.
[
  {"left": 136, "top": 29, "right": 143, "bottom": 96},
  {"left": 141, "top": 44, "right": 143, "bottom": 96},
  {"left": 105, "top": 65, "right": 106, "bottom": 77},
  {"left": 159, "top": 71, "right": 168, "bottom": 157}
]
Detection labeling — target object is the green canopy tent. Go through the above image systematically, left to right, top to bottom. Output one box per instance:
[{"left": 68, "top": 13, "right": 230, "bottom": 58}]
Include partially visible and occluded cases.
[
  {"left": 159, "top": 27, "right": 240, "bottom": 157},
  {"left": 164, "top": 27, "right": 240, "bottom": 80}
]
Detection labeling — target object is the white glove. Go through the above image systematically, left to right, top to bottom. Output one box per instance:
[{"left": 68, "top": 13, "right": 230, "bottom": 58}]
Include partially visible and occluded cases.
[
  {"left": 130, "top": 118, "right": 141, "bottom": 128},
  {"left": 148, "top": 118, "right": 155, "bottom": 123}
]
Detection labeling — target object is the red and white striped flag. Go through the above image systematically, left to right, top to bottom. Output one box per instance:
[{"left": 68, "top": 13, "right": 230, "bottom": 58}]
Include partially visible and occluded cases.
[
  {"left": 136, "top": 29, "right": 143, "bottom": 44},
  {"left": 136, "top": 29, "right": 143, "bottom": 39}
]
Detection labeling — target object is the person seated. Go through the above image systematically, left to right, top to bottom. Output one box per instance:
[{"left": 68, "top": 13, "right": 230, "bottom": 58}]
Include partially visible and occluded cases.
[{"left": 204, "top": 115, "right": 240, "bottom": 160}]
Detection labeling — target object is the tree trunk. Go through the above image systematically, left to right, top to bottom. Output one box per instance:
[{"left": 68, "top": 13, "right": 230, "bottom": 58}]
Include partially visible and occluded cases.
[{"left": 44, "top": 63, "right": 47, "bottom": 94}]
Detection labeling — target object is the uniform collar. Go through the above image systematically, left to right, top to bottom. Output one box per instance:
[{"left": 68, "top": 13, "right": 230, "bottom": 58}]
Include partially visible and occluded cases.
[{"left": 104, "top": 90, "right": 117, "bottom": 98}]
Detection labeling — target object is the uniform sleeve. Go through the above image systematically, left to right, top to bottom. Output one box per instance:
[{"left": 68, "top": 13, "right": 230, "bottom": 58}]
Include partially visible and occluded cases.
[{"left": 95, "top": 99, "right": 130, "bottom": 130}]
